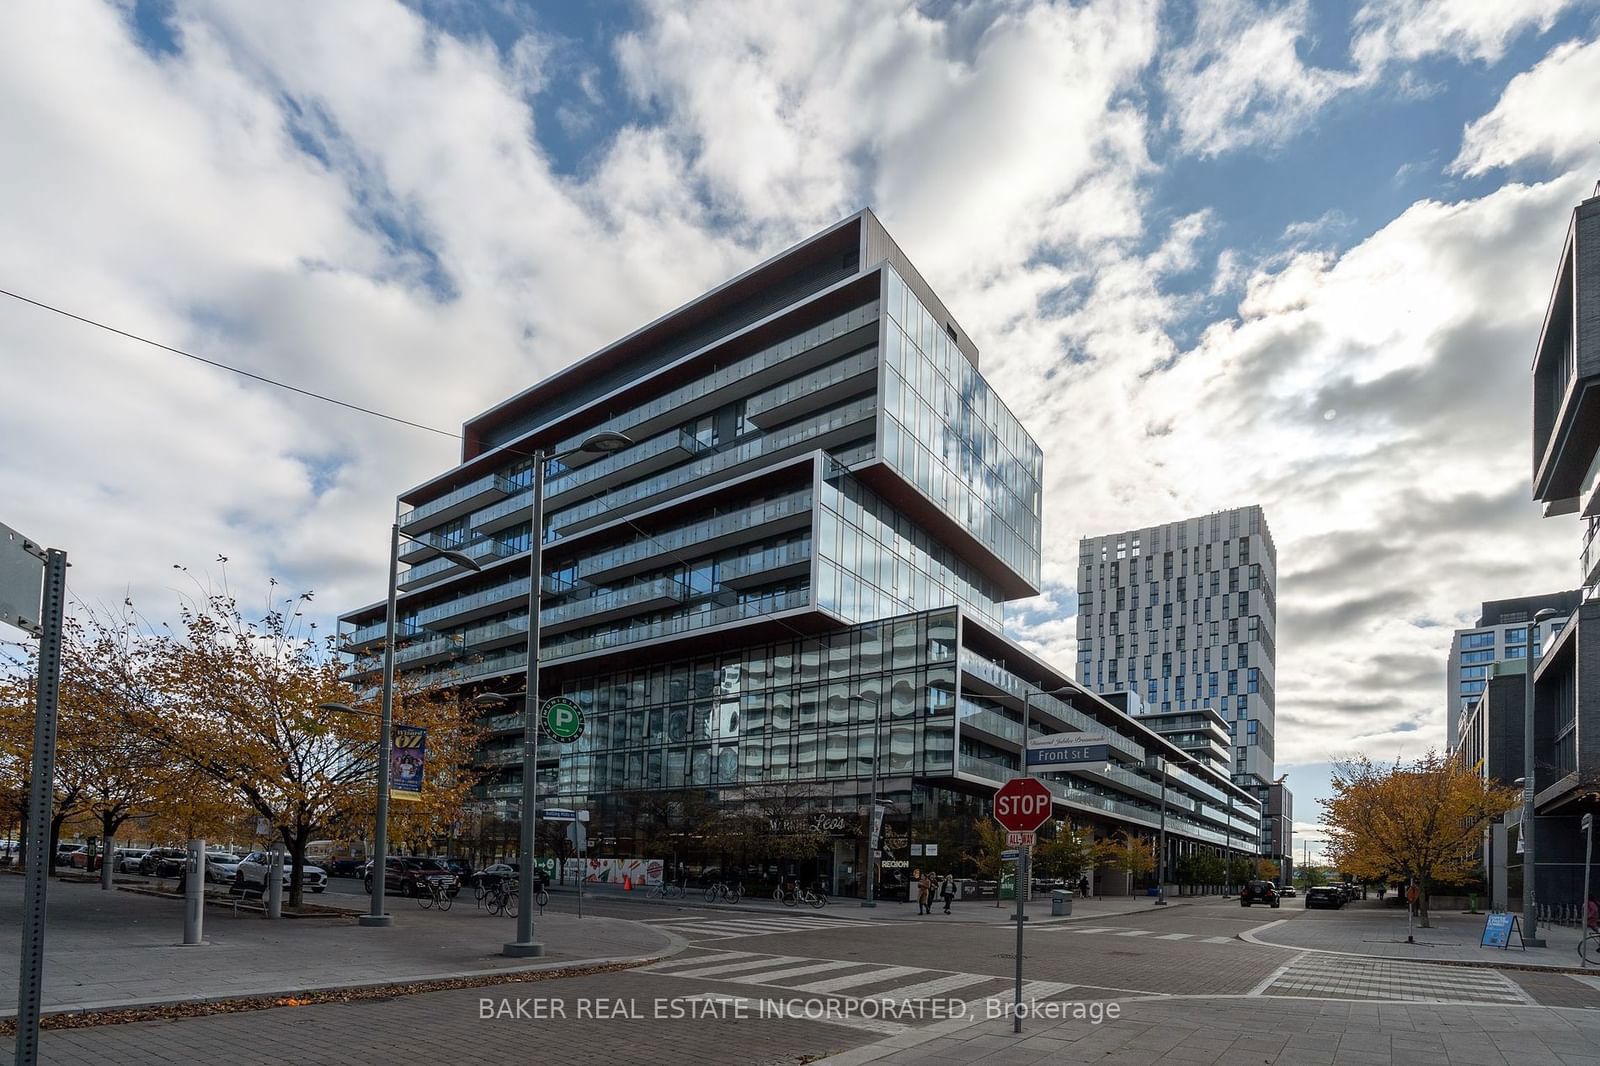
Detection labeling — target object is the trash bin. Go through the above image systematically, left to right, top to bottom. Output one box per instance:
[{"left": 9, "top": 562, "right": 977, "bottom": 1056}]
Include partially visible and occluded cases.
[{"left": 1051, "top": 889, "right": 1073, "bottom": 916}]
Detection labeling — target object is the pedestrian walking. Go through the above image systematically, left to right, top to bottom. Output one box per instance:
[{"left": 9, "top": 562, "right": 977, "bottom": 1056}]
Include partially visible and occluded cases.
[
  {"left": 916, "top": 873, "right": 933, "bottom": 915},
  {"left": 940, "top": 874, "right": 956, "bottom": 914},
  {"left": 1078, "top": 875, "right": 1090, "bottom": 899},
  {"left": 1587, "top": 895, "right": 1598, "bottom": 932}
]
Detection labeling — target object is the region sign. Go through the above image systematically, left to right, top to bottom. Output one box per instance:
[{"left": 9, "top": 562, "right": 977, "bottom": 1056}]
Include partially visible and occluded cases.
[{"left": 993, "top": 776, "right": 1052, "bottom": 833}]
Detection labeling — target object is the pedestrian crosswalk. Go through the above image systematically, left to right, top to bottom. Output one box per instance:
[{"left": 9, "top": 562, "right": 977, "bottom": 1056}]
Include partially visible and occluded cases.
[
  {"left": 644, "top": 913, "right": 893, "bottom": 941},
  {"left": 1037, "top": 923, "right": 1239, "bottom": 945},
  {"left": 641, "top": 949, "right": 1079, "bottom": 1015},
  {"left": 1259, "top": 953, "right": 1534, "bottom": 1005}
]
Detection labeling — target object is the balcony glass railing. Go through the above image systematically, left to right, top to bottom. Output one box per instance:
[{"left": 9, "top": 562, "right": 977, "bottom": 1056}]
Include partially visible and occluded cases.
[
  {"left": 542, "top": 301, "right": 881, "bottom": 460},
  {"left": 746, "top": 348, "right": 878, "bottom": 420},
  {"left": 549, "top": 396, "right": 875, "bottom": 533},
  {"left": 545, "top": 429, "right": 709, "bottom": 501},
  {"left": 398, "top": 473, "right": 513, "bottom": 530},
  {"left": 577, "top": 492, "right": 811, "bottom": 580},
  {"left": 402, "top": 535, "right": 516, "bottom": 585},
  {"left": 719, "top": 541, "right": 811, "bottom": 583},
  {"left": 404, "top": 577, "right": 532, "bottom": 631},
  {"left": 540, "top": 577, "right": 689, "bottom": 628},
  {"left": 544, "top": 588, "right": 809, "bottom": 661},
  {"left": 413, "top": 648, "right": 528, "bottom": 690},
  {"left": 962, "top": 656, "right": 1144, "bottom": 762},
  {"left": 956, "top": 706, "right": 1024, "bottom": 744}
]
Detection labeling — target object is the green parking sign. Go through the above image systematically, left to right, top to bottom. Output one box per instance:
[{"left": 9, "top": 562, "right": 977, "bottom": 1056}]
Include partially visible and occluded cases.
[{"left": 542, "top": 697, "right": 585, "bottom": 743}]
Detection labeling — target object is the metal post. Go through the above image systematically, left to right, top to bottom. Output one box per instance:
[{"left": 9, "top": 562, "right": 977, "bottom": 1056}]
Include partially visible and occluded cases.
[
  {"left": 506, "top": 453, "right": 546, "bottom": 957},
  {"left": 361, "top": 523, "right": 401, "bottom": 929},
  {"left": 14, "top": 548, "right": 66, "bottom": 1066},
  {"left": 1524, "top": 621, "right": 1545, "bottom": 946},
  {"left": 1020, "top": 692, "right": 1032, "bottom": 905},
  {"left": 863, "top": 705, "right": 881, "bottom": 909},
  {"left": 1155, "top": 758, "right": 1168, "bottom": 904},
  {"left": 1225, "top": 791, "right": 1233, "bottom": 897},
  {"left": 1583, "top": 815, "right": 1594, "bottom": 957},
  {"left": 99, "top": 834, "right": 113, "bottom": 892},
  {"left": 183, "top": 839, "right": 205, "bottom": 945},
  {"left": 267, "top": 844, "right": 284, "bottom": 920},
  {"left": 1012, "top": 845, "right": 1027, "bottom": 1034}
]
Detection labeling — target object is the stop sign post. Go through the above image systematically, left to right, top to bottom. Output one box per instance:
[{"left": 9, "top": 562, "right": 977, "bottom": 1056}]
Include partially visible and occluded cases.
[{"left": 993, "top": 776, "right": 1053, "bottom": 1035}]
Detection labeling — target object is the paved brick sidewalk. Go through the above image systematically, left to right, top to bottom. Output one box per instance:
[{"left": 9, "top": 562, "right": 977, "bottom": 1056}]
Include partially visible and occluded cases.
[
  {"left": 0, "top": 875, "right": 677, "bottom": 1016},
  {"left": 1243, "top": 906, "right": 1594, "bottom": 970},
  {"left": 817, "top": 994, "right": 1600, "bottom": 1065}
]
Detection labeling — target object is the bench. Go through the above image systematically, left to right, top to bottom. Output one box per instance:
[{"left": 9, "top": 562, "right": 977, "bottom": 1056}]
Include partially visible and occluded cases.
[{"left": 227, "top": 883, "right": 267, "bottom": 916}]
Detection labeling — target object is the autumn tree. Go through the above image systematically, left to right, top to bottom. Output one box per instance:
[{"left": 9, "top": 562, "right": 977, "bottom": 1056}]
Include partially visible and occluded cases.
[
  {"left": 121, "top": 585, "right": 479, "bottom": 906},
  {"left": 1321, "top": 751, "right": 1518, "bottom": 926},
  {"left": 964, "top": 817, "right": 1008, "bottom": 907},
  {"left": 1033, "top": 819, "right": 1097, "bottom": 883},
  {"left": 1096, "top": 832, "right": 1156, "bottom": 890},
  {"left": 1255, "top": 858, "right": 1280, "bottom": 881}
]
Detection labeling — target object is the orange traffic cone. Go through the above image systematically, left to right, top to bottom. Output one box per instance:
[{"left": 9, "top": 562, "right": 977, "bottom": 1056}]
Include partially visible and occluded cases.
[{"left": 623, "top": 874, "right": 632, "bottom": 891}]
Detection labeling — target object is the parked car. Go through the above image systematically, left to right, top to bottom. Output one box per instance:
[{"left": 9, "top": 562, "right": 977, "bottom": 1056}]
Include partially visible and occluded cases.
[
  {"left": 56, "top": 844, "right": 87, "bottom": 867},
  {"left": 114, "top": 848, "right": 148, "bottom": 874},
  {"left": 139, "top": 848, "right": 188, "bottom": 877},
  {"left": 237, "top": 852, "right": 328, "bottom": 893},
  {"left": 204, "top": 853, "right": 247, "bottom": 884},
  {"left": 325, "top": 856, "right": 366, "bottom": 877},
  {"left": 364, "top": 856, "right": 460, "bottom": 898},
  {"left": 435, "top": 856, "right": 474, "bottom": 882},
  {"left": 468, "top": 862, "right": 549, "bottom": 891},
  {"left": 1240, "top": 880, "right": 1280, "bottom": 908},
  {"left": 1278, "top": 884, "right": 1297, "bottom": 898},
  {"left": 1306, "top": 885, "right": 1345, "bottom": 909}
]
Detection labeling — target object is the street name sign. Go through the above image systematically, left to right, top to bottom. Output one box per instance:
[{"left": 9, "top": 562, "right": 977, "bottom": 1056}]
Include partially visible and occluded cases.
[
  {"left": 0, "top": 521, "right": 43, "bottom": 635},
  {"left": 1026, "top": 742, "right": 1111, "bottom": 768},
  {"left": 993, "top": 777, "right": 1052, "bottom": 833}
]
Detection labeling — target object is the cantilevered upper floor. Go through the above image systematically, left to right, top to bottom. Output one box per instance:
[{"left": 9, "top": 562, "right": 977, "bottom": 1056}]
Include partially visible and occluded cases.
[{"left": 1532, "top": 186, "right": 1600, "bottom": 518}]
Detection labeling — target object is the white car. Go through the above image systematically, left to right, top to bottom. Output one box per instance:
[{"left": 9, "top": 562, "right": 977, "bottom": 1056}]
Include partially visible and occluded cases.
[
  {"left": 115, "top": 848, "right": 148, "bottom": 874},
  {"left": 237, "top": 852, "right": 328, "bottom": 893},
  {"left": 204, "top": 853, "right": 247, "bottom": 884}
]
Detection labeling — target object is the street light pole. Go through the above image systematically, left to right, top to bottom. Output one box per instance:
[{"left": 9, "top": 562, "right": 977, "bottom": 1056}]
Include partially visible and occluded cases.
[
  {"left": 1522, "top": 606, "right": 1561, "bottom": 948},
  {"left": 849, "top": 694, "right": 881, "bottom": 908},
  {"left": 1154, "top": 755, "right": 1168, "bottom": 905},
  {"left": 1225, "top": 789, "right": 1234, "bottom": 897}
]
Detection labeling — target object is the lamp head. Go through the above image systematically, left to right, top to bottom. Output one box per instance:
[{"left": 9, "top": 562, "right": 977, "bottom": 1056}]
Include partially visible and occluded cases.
[{"left": 579, "top": 431, "right": 632, "bottom": 455}]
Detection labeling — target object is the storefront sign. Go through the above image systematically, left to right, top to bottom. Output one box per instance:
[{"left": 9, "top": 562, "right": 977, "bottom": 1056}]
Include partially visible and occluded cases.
[
  {"left": 769, "top": 812, "right": 854, "bottom": 834},
  {"left": 882, "top": 859, "right": 909, "bottom": 869}
]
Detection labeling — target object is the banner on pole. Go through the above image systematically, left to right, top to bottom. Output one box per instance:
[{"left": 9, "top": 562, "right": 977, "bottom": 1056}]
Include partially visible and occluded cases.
[{"left": 389, "top": 726, "right": 427, "bottom": 802}]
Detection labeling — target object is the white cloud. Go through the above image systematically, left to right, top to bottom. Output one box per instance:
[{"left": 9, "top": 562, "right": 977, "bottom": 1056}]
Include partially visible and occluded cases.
[
  {"left": 1160, "top": 0, "right": 1359, "bottom": 157},
  {"left": 1351, "top": 0, "right": 1590, "bottom": 68},
  {"left": 1453, "top": 36, "right": 1600, "bottom": 176}
]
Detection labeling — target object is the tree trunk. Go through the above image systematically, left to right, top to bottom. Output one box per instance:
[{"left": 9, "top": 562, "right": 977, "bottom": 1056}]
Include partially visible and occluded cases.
[
  {"left": 288, "top": 828, "right": 309, "bottom": 909},
  {"left": 1418, "top": 876, "right": 1431, "bottom": 928}
]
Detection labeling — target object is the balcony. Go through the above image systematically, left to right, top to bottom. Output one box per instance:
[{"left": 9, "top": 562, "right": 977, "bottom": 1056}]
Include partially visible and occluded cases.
[
  {"left": 745, "top": 348, "right": 878, "bottom": 429},
  {"left": 549, "top": 397, "right": 875, "bottom": 537},
  {"left": 544, "top": 429, "right": 711, "bottom": 509},
  {"left": 399, "top": 473, "right": 515, "bottom": 533},
  {"left": 469, "top": 490, "right": 533, "bottom": 537},
  {"left": 578, "top": 492, "right": 811, "bottom": 585},
  {"left": 398, "top": 535, "right": 517, "bottom": 591},
  {"left": 718, "top": 541, "right": 811, "bottom": 590},
  {"left": 407, "top": 577, "right": 533, "bottom": 631},
  {"left": 540, "top": 577, "right": 690, "bottom": 636},
  {"left": 543, "top": 588, "right": 809, "bottom": 662},
  {"left": 413, "top": 648, "right": 528, "bottom": 690},
  {"left": 959, "top": 656, "right": 1145, "bottom": 762},
  {"left": 956, "top": 706, "right": 1024, "bottom": 745}
]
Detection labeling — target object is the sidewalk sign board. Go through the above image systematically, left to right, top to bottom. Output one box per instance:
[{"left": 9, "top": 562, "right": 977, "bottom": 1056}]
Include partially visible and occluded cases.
[{"left": 1480, "top": 911, "right": 1526, "bottom": 950}]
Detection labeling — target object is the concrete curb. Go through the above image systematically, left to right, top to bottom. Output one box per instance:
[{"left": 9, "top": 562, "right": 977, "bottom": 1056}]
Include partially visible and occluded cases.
[
  {"left": 1236, "top": 917, "right": 1597, "bottom": 974},
  {"left": 0, "top": 927, "right": 692, "bottom": 1022}
]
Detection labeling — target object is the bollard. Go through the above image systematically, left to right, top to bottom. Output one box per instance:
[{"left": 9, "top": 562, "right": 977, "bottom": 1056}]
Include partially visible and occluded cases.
[
  {"left": 100, "top": 835, "right": 114, "bottom": 892},
  {"left": 183, "top": 838, "right": 205, "bottom": 945},
  {"left": 267, "top": 844, "right": 284, "bottom": 919}
]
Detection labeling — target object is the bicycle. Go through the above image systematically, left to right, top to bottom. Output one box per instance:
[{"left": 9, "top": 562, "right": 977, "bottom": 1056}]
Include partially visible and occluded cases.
[
  {"left": 486, "top": 878, "right": 520, "bottom": 918},
  {"left": 418, "top": 879, "right": 453, "bottom": 912},
  {"left": 649, "top": 880, "right": 685, "bottom": 900},
  {"left": 705, "top": 880, "right": 742, "bottom": 904},
  {"left": 781, "top": 886, "right": 825, "bottom": 909},
  {"left": 1581, "top": 929, "right": 1600, "bottom": 966}
]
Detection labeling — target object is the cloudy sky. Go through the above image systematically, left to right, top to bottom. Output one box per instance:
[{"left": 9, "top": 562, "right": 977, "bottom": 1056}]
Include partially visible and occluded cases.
[{"left": 4, "top": 0, "right": 1599, "bottom": 857}]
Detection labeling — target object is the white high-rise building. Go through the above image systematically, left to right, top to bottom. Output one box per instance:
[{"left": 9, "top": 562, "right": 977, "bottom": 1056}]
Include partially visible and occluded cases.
[
  {"left": 1077, "top": 506, "right": 1278, "bottom": 786},
  {"left": 1445, "top": 591, "right": 1577, "bottom": 753}
]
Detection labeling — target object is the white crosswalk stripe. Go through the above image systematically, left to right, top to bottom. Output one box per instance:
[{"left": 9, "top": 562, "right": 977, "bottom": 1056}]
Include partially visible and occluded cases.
[
  {"left": 647, "top": 913, "right": 891, "bottom": 940},
  {"left": 1037, "top": 923, "right": 1239, "bottom": 945},
  {"left": 645, "top": 950, "right": 756, "bottom": 971},
  {"left": 644, "top": 951, "right": 1084, "bottom": 1012},
  {"left": 1262, "top": 953, "right": 1533, "bottom": 1004}
]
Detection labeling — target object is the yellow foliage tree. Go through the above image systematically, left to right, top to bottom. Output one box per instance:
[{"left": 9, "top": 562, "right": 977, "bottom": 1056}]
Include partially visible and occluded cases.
[
  {"left": 1321, "top": 751, "right": 1518, "bottom": 926},
  {"left": 965, "top": 817, "right": 1009, "bottom": 907},
  {"left": 1033, "top": 818, "right": 1097, "bottom": 883},
  {"left": 1095, "top": 831, "right": 1157, "bottom": 886},
  {"left": 1255, "top": 858, "right": 1280, "bottom": 881}
]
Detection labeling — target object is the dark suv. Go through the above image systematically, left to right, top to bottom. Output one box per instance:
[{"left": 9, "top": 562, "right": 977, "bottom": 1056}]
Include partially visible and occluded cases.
[
  {"left": 139, "top": 848, "right": 188, "bottom": 877},
  {"left": 364, "top": 856, "right": 460, "bottom": 898},
  {"left": 1240, "top": 880, "right": 1280, "bottom": 908}
]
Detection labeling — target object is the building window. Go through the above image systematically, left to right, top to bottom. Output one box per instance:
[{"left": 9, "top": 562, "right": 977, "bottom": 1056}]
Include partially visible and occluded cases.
[{"left": 1460, "top": 632, "right": 1496, "bottom": 650}]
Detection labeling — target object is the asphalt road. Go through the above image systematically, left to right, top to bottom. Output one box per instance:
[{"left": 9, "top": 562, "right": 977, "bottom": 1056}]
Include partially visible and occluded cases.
[{"left": 27, "top": 890, "right": 1600, "bottom": 1065}]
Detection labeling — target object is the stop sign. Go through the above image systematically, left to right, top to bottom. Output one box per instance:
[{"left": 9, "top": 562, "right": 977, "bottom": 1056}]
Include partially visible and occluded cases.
[{"left": 993, "top": 777, "right": 1053, "bottom": 833}]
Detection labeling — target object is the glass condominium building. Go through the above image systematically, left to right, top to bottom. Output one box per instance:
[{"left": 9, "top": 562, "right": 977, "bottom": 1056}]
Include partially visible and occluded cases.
[
  {"left": 339, "top": 210, "right": 1259, "bottom": 896},
  {"left": 1076, "top": 507, "right": 1278, "bottom": 789}
]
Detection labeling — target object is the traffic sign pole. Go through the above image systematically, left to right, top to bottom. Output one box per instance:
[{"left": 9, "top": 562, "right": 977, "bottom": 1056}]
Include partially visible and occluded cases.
[
  {"left": 993, "top": 776, "right": 1052, "bottom": 1036},
  {"left": 1012, "top": 844, "right": 1028, "bottom": 1034}
]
